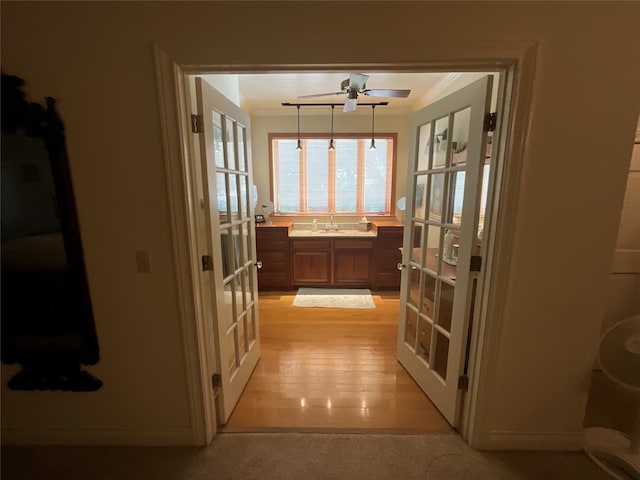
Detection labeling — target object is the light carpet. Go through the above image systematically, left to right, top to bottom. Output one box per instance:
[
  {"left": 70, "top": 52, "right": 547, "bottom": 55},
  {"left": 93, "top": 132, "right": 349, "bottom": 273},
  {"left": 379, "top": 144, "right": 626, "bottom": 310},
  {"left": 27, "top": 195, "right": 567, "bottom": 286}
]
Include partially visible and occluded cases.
[
  {"left": 292, "top": 287, "right": 376, "bottom": 309},
  {"left": 0, "top": 433, "right": 610, "bottom": 480}
]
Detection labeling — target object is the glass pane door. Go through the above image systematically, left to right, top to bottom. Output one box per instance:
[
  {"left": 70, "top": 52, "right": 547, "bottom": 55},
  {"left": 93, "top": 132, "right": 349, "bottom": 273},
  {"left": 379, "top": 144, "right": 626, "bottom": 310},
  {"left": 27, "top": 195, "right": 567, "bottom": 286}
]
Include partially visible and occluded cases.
[
  {"left": 397, "top": 76, "right": 493, "bottom": 426},
  {"left": 196, "top": 78, "right": 261, "bottom": 424}
]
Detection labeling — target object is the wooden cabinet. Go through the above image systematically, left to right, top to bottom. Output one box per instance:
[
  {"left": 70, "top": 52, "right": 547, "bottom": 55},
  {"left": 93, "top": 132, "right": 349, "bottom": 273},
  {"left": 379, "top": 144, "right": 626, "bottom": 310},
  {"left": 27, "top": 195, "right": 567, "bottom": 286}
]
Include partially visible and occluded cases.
[
  {"left": 259, "top": 223, "right": 403, "bottom": 290},
  {"left": 255, "top": 225, "right": 290, "bottom": 290},
  {"left": 372, "top": 225, "right": 404, "bottom": 290},
  {"left": 291, "top": 237, "right": 373, "bottom": 287},
  {"left": 291, "top": 239, "right": 332, "bottom": 285},
  {"left": 334, "top": 239, "right": 373, "bottom": 286}
]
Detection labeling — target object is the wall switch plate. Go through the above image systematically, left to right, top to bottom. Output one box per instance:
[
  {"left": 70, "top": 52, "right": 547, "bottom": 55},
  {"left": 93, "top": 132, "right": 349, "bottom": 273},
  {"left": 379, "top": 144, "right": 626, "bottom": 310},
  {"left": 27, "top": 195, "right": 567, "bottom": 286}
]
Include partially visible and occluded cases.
[{"left": 135, "top": 251, "right": 152, "bottom": 274}]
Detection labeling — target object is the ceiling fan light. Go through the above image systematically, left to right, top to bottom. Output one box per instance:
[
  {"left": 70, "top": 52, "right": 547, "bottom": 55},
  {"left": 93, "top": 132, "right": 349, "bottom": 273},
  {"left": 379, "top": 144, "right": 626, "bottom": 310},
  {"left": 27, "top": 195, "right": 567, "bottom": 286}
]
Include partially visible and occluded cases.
[{"left": 344, "top": 98, "right": 357, "bottom": 112}]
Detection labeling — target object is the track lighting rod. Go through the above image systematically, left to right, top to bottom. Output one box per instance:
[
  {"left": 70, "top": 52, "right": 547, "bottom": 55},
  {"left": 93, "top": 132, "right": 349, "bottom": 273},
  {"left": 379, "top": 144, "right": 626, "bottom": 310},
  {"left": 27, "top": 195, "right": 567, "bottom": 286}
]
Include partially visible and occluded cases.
[{"left": 282, "top": 102, "right": 388, "bottom": 108}]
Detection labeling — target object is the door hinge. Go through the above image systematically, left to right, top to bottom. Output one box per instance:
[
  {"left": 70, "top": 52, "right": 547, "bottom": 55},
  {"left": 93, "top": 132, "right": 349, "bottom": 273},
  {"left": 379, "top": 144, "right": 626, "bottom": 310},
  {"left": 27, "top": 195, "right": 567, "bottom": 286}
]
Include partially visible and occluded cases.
[
  {"left": 484, "top": 112, "right": 497, "bottom": 132},
  {"left": 191, "top": 114, "right": 204, "bottom": 134},
  {"left": 202, "top": 255, "right": 214, "bottom": 271},
  {"left": 470, "top": 255, "right": 482, "bottom": 272},
  {"left": 212, "top": 373, "right": 222, "bottom": 390},
  {"left": 458, "top": 374, "right": 469, "bottom": 391}
]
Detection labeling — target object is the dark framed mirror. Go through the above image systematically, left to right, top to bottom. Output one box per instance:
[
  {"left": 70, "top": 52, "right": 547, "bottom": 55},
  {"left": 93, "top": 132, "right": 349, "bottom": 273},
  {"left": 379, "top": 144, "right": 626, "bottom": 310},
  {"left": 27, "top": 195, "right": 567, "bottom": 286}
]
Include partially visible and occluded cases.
[{"left": 1, "top": 73, "right": 101, "bottom": 391}]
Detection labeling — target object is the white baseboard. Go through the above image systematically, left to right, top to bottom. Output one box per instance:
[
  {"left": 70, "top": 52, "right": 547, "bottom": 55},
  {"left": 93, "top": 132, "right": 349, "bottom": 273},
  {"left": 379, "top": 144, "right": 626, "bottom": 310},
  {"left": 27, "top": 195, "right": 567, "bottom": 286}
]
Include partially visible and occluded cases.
[
  {"left": 1, "top": 426, "right": 197, "bottom": 446},
  {"left": 484, "top": 430, "right": 585, "bottom": 450}
]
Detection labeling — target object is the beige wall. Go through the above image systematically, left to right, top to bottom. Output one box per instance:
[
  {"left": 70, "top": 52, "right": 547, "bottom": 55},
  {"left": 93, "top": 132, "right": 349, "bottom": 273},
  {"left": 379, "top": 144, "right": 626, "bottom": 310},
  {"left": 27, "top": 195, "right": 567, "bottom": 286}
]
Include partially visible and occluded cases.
[{"left": 1, "top": 2, "right": 639, "bottom": 447}]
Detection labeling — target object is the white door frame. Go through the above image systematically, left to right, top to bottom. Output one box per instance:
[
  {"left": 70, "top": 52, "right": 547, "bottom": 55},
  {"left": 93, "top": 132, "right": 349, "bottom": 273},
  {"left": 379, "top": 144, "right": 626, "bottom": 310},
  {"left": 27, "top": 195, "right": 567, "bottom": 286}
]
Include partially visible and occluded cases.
[{"left": 153, "top": 43, "right": 537, "bottom": 448}]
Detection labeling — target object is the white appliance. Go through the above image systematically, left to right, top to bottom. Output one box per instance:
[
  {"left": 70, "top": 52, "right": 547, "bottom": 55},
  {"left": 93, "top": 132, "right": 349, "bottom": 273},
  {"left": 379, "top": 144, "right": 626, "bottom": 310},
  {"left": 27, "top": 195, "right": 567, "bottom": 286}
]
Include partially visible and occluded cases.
[{"left": 584, "top": 314, "right": 640, "bottom": 480}]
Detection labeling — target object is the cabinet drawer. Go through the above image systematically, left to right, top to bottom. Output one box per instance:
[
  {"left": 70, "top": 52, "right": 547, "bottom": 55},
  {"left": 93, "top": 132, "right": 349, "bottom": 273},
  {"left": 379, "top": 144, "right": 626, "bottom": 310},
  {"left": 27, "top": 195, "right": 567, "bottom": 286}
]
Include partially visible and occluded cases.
[
  {"left": 256, "top": 227, "right": 288, "bottom": 239},
  {"left": 376, "top": 227, "right": 403, "bottom": 240},
  {"left": 256, "top": 228, "right": 289, "bottom": 250},
  {"left": 375, "top": 228, "right": 403, "bottom": 249},
  {"left": 292, "top": 239, "right": 332, "bottom": 250},
  {"left": 334, "top": 239, "right": 373, "bottom": 250},
  {"left": 257, "top": 250, "right": 288, "bottom": 263},
  {"left": 257, "top": 251, "right": 288, "bottom": 273},
  {"left": 373, "top": 271, "right": 401, "bottom": 289},
  {"left": 257, "top": 272, "right": 291, "bottom": 290},
  {"left": 421, "top": 297, "right": 435, "bottom": 319},
  {"left": 405, "top": 308, "right": 417, "bottom": 348}
]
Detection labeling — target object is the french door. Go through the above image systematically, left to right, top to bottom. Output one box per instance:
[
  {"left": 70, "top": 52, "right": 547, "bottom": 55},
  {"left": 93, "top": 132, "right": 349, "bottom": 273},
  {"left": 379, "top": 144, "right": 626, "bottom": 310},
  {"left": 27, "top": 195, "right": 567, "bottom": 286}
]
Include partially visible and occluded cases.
[
  {"left": 397, "top": 76, "right": 493, "bottom": 426},
  {"left": 195, "top": 78, "right": 261, "bottom": 424}
]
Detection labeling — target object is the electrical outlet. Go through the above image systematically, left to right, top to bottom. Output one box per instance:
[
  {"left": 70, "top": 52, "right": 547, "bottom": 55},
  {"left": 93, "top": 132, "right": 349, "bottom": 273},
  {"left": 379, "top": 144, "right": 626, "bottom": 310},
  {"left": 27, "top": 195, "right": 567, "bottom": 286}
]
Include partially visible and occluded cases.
[{"left": 135, "top": 251, "right": 152, "bottom": 274}]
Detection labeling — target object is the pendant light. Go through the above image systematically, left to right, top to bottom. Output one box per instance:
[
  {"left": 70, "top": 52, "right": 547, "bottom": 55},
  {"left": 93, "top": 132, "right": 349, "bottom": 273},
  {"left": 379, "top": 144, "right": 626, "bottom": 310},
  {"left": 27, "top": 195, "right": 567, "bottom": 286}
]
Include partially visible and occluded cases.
[
  {"left": 296, "top": 105, "right": 302, "bottom": 151},
  {"left": 328, "top": 105, "right": 335, "bottom": 150},
  {"left": 369, "top": 105, "right": 376, "bottom": 150}
]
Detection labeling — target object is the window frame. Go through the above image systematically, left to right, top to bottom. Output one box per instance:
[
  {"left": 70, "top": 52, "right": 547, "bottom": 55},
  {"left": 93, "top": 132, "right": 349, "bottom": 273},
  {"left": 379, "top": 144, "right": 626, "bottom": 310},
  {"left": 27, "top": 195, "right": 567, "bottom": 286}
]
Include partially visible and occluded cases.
[{"left": 268, "top": 132, "right": 397, "bottom": 217}]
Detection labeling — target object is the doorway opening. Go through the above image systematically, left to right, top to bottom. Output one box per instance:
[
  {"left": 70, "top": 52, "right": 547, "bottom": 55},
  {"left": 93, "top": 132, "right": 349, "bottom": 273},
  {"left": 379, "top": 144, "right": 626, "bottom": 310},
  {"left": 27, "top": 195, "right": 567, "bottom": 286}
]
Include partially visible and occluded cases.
[
  {"left": 153, "top": 44, "right": 531, "bottom": 446},
  {"left": 184, "top": 69, "right": 506, "bottom": 435}
]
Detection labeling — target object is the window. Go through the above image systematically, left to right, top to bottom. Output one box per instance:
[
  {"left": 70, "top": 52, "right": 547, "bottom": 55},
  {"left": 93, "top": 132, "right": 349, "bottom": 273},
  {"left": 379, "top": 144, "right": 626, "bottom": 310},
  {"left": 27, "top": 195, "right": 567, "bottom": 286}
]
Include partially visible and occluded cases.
[{"left": 270, "top": 133, "right": 396, "bottom": 216}]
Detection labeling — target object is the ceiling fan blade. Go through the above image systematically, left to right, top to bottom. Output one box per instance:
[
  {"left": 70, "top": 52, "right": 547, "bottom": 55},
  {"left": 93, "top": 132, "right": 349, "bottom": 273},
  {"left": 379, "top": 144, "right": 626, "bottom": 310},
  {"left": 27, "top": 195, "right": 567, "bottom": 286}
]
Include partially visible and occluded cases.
[
  {"left": 349, "top": 73, "right": 369, "bottom": 91},
  {"left": 363, "top": 89, "right": 411, "bottom": 98},
  {"left": 298, "top": 91, "right": 344, "bottom": 99},
  {"left": 343, "top": 98, "right": 358, "bottom": 113}
]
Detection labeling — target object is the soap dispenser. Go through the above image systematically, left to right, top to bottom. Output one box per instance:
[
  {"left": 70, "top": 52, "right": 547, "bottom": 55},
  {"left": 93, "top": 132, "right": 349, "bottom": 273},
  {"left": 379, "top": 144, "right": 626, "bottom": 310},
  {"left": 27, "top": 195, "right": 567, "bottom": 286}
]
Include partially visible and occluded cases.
[{"left": 312, "top": 218, "right": 318, "bottom": 232}]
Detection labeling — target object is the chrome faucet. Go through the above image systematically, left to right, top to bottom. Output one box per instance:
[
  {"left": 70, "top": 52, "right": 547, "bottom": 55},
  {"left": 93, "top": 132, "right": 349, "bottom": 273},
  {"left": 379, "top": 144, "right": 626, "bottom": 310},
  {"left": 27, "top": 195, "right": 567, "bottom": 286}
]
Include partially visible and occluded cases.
[{"left": 325, "top": 215, "right": 339, "bottom": 231}]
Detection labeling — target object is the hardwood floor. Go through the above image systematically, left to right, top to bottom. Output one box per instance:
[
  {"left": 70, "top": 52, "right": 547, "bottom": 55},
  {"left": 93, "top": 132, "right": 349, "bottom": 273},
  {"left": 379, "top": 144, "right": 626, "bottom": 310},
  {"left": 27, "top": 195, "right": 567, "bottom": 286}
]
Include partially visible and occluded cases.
[{"left": 222, "top": 291, "right": 452, "bottom": 433}]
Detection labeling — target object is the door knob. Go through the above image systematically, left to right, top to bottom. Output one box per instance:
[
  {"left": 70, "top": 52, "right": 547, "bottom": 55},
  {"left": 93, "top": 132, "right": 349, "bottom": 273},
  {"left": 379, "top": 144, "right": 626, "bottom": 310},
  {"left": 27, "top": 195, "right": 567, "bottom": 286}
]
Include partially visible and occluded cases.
[
  {"left": 255, "top": 261, "right": 263, "bottom": 269},
  {"left": 397, "top": 263, "right": 406, "bottom": 271}
]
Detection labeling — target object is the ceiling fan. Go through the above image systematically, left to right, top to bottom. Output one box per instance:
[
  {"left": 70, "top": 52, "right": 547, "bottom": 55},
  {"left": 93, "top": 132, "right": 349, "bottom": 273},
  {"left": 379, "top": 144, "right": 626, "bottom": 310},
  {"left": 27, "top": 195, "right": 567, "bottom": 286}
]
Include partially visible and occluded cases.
[{"left": 298, "top": 73, "right": 411, "bottom": 112}]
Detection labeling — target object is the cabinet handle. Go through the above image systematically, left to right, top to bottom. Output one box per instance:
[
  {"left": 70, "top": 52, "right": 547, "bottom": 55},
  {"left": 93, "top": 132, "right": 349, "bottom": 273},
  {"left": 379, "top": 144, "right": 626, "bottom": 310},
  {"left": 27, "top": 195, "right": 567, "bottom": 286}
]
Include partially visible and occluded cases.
[
  {"left": 255, "top": 261, "right": 263, "bottom": 269},
  {"left": 397, "top": 263, "right": 406, "bottom": 271}
]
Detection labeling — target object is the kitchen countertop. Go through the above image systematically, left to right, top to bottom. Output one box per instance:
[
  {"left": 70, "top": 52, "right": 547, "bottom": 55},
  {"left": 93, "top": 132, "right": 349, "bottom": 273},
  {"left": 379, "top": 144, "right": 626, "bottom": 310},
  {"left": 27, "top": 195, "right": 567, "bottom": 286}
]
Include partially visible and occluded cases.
[
  {"left": 256, "top": 219, "right": 403, "bottom": 238},
  {"left": 288, "top": 229, "right": 376, "bottom": 238}
]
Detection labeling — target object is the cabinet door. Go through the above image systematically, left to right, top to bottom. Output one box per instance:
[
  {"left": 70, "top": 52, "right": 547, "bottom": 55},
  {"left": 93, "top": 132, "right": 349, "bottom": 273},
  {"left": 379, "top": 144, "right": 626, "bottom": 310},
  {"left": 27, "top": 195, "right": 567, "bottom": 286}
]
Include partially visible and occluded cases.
[
  {"left": 373, "top": 227, "right": 404, "bottom": 289},
  {"left": 334, "top": 239, "right": 373, "bottom": 286},
  {"left": 292, "top": 251, "right": 331, "bottom": 284},
  {"left": 334, "top": 251, "right": 372, "bottom": 284}
]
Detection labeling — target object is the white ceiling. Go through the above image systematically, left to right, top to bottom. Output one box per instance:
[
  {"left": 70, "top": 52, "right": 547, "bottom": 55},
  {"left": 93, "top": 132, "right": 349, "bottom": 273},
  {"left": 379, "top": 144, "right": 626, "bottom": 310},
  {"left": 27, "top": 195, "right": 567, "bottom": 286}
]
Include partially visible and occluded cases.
[{"left": 202, "top": 71, "right": 491, "bottom": 116}]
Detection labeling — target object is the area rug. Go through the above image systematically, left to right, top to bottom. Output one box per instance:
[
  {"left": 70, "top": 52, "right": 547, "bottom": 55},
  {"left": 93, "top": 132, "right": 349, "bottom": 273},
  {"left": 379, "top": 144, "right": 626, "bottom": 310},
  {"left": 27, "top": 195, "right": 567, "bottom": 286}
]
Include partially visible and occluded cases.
[
  {"left": 292, "top": 288, "right": 376, "bottom": 309},
  {"left": 0, "top": 433, "right": 607, "bottom": 480}
]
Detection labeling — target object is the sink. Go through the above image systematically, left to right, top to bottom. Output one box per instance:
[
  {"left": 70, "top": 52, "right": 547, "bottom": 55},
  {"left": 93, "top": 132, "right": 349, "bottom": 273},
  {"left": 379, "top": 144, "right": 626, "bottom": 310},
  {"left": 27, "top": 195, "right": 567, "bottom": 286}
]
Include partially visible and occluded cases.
[
  {"left": 289, "top": 222, "right": 376, "bottom": 238},
  {"left": 289, "top": 228, "right": 375, "bottom": 238}
]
